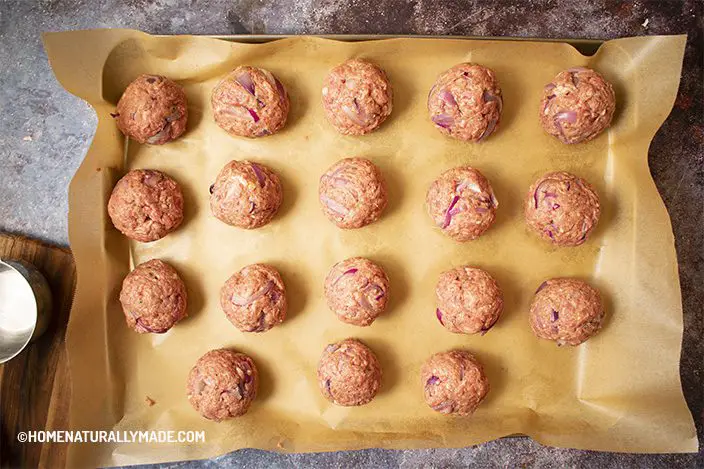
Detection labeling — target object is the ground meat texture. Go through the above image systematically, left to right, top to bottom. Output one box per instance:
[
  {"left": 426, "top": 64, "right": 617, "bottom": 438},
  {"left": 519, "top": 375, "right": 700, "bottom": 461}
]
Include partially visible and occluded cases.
[
  {"left": 322, "top": 59, "right": 393, "bottom": 135},
  {"left": 428, "top": 63, "right": 502, "bottom": 142},
  {"left": 211, "top": 66, "right": 289, "bottom": 138},
  {"left": 540, "top": 67, "right": 615, "bottom": 144},
  {"left": 114, "top": 74, "right": 188, "bottom": 145},
  {"left": 319, "top": 157, "right": 387, "bottom": 229},
  {"left": 210, "top": 160, "right": 283, "bottom": 229},
  {"left": 426, "top": 166, "right": 498, "bottom": 242},
  {"left": 107, "top": 169, "right": 184, "bottom": 242},
  {"left": 524, "top": 171, "right": 600, "bottom": 246},
  {"left": 324, "top": 257, "right": 389, "bottom": 327},
  {"left": 119, "top": 259, "right": 187, "bottom": 334},
  {"left": 220, "top": 264, "right": 287, "bottom": 333},
  {"left": 435, "top": 267, "right": 503, "bottom": 335},
  {"left": 529, "top": 278, "right": 605, "bottom": 346},
  {"left": 317, "top": 338, "right": 382, "bottom": 406},
  {"left": 186, "top": 349, "right": 258, "bottom": 421},
  {"left": 421, "top": 350, "right": 489, "bottom": 416}
]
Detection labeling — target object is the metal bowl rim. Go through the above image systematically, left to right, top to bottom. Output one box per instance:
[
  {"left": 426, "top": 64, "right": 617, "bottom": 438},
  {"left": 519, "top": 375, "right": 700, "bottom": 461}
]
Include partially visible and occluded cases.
[{"left": 0, "top": 259, "right": 38, "bottom": 363}]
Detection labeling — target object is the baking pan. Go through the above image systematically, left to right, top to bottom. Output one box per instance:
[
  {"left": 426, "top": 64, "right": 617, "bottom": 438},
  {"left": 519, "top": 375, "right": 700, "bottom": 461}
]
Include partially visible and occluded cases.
[{"left": 41, "top": 31, "right": 695, "bottom": 467}]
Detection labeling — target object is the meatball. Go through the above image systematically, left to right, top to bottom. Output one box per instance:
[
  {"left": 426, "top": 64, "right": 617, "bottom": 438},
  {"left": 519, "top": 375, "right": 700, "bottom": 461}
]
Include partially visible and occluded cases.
[
  {"left": 322, "top": 59, "right": 393, "bottom": 135},
  {"left": 428, "top": 63, "right": 502, "bottom": 142},
  {"left": 212, "top": 66, "right": 289, "bottom": 138},
  {"left": 540, "top": 67, "right": 615, "bottom": 144},
  {"left": 113, "top": 74, "right": 188, "bottom": 145},
  {"left": 319, "top": 157, "right": 387, "bottom": 229},
  {"left": 210, "top": 160, "right": 283, "bottom": 229},
  {"left": 426, "top": 166, "right": 498, "bottom": 242},
  {"left": 107, "top": 169, "right": 184, "bottom": 242},
  {"left": 524, "top": 171, "right": 600, "bottom": 246},
  {"left": 324, "top": 257, "right": 389, "bottom": 327},
  {"left": 119, "top": 259, "right": 187, "bottom": 333},
  {"left": 220, "top": 264, "right": 287, "bottom": 333},
  {"left": 435, "top": 266, "right": 503, "bottom": 335},
  {"left": 529, "top": 278, "right": 605, "bottom": 346},
  {"left": 317, "top": 338, "right": 382, "bottom": 406},
  {"left": 186, "top": 349, "right": 258, "bottom": 421},
  {"left": 421, "top": 350, "right": 489, "bottom": 416}
]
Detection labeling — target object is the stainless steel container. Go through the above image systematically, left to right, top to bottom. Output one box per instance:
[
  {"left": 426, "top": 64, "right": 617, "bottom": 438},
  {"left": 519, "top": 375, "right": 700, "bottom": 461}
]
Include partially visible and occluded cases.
[{"left": 0, "top": 259, "right": 53, "bottom": 363}]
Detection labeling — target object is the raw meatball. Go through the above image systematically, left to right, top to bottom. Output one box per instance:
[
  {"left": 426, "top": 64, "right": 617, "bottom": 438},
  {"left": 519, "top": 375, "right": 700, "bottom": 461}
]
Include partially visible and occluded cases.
[
  {"left": 322, "top": 59, "right": 393, "bottom": 135},
  {"left": 428, "top": 63, "right": 502, "bottom": 142},
  {"left": 211, "top": 66, "right": 289, "bottom": 138},
  {"left": 540, "top": 67, "right": 615, "bottom": 144},
  {"left": 114, "top": 74, "right": 188, "bottom": 145},
  {"left": 319, "top": 157, "right": 387, "bottom": 229},
  {"left": 210, "top": 160, "right": 283, "bottom": 229},
  {"left": 426, "top": 166, "right": 498, "bottom": 242},
  {"left": 107, "top": 169, "right": 184, "bottom": 242},
  {"left": 524, "top": 171, "right": 600, "bottom": 246},
  {"left": 324, "top": 257, "right": 389, "bottom": 327},
  {"left": 119, "top": 259, "right": 187, "bottom": 334},
  {"left": 220, "top": 264, "right": 287, "bottom": 333},
  {"left": 435, "top": 266, "right": 503, "bottom": 335},
  {"left": 529, "top": 278, "right": 605, "bottom": 346},
  {"left": 317, "top": 338, "right": 382, "bottom": 406},
  {"left": 186, "top": 349, "right": 258, "bottom": 421},
  {"left": 421, "top": 350, "right": 489, "bottom": 416}
]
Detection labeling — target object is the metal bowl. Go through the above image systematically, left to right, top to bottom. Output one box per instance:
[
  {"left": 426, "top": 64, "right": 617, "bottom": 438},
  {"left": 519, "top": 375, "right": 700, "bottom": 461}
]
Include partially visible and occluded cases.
[{"left": 0, "top": 259, "right": 52, "bottom": 363}]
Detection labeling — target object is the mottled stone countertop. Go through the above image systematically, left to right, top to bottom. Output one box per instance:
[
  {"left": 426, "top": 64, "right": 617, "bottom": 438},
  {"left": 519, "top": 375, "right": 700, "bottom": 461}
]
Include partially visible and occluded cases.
[{"left": 0, "top": 1, "right": 701, "bottom": 467}]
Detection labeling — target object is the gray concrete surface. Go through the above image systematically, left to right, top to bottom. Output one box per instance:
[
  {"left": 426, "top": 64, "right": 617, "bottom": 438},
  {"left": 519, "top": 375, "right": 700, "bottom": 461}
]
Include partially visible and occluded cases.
[{"left": 0, "top": 0, "right": 702, "bottom": 467}]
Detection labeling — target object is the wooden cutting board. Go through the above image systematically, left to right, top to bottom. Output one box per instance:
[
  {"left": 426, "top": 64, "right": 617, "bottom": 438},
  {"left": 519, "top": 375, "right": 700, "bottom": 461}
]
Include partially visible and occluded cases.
[{"left": 0, "top": 233, "right": 75, "bottom": 469}]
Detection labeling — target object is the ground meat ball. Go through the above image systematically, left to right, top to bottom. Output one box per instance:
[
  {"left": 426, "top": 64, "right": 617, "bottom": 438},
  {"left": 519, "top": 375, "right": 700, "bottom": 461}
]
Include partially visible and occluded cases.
[
  {"left": 322, "top": 59, "right": 393, "bottom": 135},
  {"left": 428, "top": 63, "right": 502, "bottom": 142},
  {"left": 211, "top": 66, "right": 289, "bottom": 138},
  {"left": 540, "top": 67, "right": 615, "bottom": 144},
  {"left": 114, "top": 74, "right": 188, "bottom": 145},
  {"left": 319, "top": 157, "right": 387, "bottom": 229},
  {"left": 210, "top": 160, "right": 283, "bottom": 229},
  {"left": 426, "top": 166, "right": 498, "bottom": 242},
  {"left": 107, "top": 169, "right": 184, "bottom": 242},
  {"left": 524, "top": 171, "right": 600, "bottom": 246},
  {"left": 324, "top": 257, "right": 389, "bottom": 327},
  {"left": 119, "top": 259, "right": 187, "bottom": 334},
  {"left": 220, "top": 264, "right": 287, "bottom": 333},
  {"left": 435, "top": 266, "right": 503, "bottom": 335},
  {"left": 529, "top": 278, "right": 605, "bottom": 346},
  {"left": 317, "top": 338, "right": 382, "bottom": 406},
  {"left": 186, "top": 349, "right": 258, "bottom": 421},
  {"left": 421, "top": 350, "right": 489, "bottom": 416}
]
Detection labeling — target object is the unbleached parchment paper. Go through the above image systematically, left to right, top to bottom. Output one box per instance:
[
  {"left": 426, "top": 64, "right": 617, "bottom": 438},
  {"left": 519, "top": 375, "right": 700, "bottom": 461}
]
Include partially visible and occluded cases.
[{"left": 43, "top": 30, "right": 696, "bottom": 467}]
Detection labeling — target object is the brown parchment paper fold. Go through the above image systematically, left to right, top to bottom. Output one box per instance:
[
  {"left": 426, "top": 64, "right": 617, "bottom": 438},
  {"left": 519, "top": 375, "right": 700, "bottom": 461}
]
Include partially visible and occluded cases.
[{"left": 42, "top": 30, "right": 696, "bottom": 467}]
